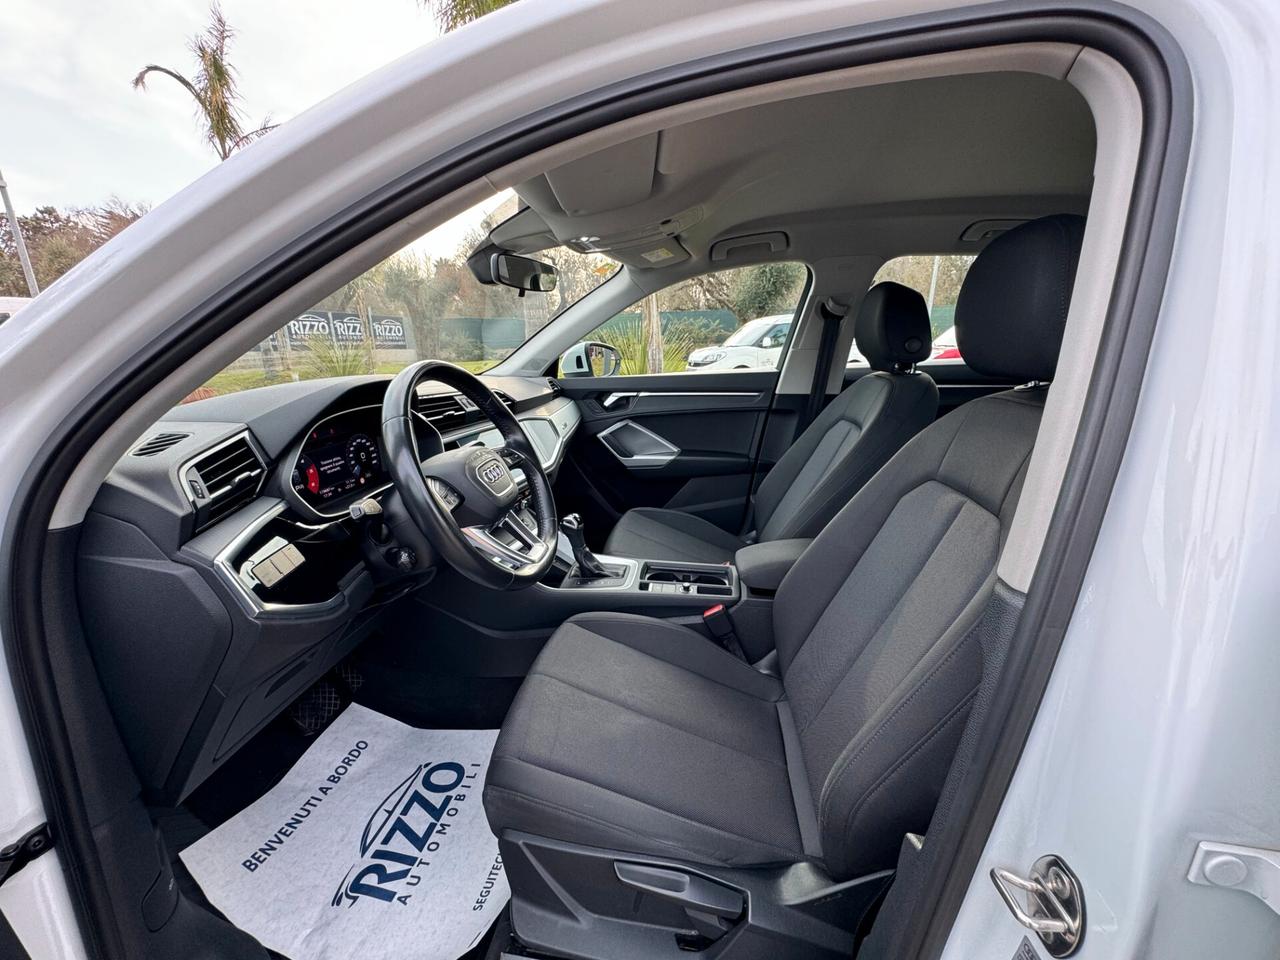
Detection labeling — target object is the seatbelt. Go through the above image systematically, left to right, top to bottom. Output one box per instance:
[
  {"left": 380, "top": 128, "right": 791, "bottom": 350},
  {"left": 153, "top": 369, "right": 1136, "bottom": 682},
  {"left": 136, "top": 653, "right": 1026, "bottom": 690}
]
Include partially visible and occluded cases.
[{"left": 803, "top": 299, "right": 847, "bottom": 429}]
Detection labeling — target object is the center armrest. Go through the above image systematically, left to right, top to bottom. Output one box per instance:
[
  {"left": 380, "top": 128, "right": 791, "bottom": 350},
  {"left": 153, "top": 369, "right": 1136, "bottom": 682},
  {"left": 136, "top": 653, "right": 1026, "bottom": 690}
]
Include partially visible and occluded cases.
[{"left": 734, "top": 539, "right": 812, "bottom": 595}]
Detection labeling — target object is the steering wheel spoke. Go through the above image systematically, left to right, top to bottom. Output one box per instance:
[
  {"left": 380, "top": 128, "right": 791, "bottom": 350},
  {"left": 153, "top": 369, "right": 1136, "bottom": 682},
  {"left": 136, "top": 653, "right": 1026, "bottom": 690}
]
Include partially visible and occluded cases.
[
  {"left": 425, "top": 476, "right": 463, "bottom": 512},
  {"left": 462, "top": 505, "right": 550, "bottom": 573}
]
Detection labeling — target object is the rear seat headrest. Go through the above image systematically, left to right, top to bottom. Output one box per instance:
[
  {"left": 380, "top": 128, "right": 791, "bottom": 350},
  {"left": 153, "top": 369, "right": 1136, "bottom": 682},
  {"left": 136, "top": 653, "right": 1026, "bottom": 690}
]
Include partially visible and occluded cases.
[
  {"left": 955, "top": 214, "right": 1086, "bottom": 382},
  {"left": 854, "top": 281, "right": 933, "bottom": 373}
]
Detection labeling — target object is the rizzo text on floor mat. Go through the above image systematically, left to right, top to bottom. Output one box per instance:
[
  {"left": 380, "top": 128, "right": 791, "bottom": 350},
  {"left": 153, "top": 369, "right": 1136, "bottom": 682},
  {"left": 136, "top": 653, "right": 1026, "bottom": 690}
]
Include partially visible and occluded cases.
[{"left": 182, "top": 706, "right": 508, "bottom": 960}]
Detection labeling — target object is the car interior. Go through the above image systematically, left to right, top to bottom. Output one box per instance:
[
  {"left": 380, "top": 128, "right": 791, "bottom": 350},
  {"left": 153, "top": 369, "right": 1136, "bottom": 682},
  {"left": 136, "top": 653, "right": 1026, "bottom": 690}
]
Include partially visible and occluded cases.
[{"left": 46, "top": 39, "right": 1149, "bottom": 960}]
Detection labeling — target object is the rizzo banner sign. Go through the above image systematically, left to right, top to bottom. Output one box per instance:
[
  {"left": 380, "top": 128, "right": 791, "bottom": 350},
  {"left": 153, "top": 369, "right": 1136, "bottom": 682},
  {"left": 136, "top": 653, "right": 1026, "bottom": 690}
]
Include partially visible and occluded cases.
[
  {"left": 278, "top": 312, "right": 408, "bottom": 349},
  {"left": 180, "top": 705, "right": 507, "bottom": 960}
]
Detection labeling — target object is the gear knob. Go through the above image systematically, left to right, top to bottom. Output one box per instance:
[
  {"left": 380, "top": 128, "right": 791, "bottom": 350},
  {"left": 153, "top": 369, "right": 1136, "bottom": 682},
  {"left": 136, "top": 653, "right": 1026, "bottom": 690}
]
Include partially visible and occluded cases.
[{"left": 560, "top": 513, "right": 609, "bottom": 579}]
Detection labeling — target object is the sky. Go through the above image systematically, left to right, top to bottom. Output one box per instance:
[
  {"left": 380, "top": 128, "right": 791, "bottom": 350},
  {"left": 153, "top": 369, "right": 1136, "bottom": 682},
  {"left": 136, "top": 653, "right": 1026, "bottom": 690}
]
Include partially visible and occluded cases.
[{"left": 1, "top": 0, "right": 442, "bottom": 212}]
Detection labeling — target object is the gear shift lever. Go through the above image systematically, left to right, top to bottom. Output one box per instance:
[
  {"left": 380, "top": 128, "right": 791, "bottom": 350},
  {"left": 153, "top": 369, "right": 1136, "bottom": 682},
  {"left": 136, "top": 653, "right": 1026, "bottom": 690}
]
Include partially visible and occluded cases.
[{"left": 560, "top": 513, "right": 610, "bottom": 579}]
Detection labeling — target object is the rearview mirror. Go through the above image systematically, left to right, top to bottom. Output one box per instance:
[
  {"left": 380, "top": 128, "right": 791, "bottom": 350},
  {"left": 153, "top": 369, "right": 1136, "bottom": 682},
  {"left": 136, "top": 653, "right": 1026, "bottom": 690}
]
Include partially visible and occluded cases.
[
  {"left": 491, "top": 253, "right": 557, "bottom": 293},
  {"left": 560, "top": 341, "right": 622, "bottom": 378}
]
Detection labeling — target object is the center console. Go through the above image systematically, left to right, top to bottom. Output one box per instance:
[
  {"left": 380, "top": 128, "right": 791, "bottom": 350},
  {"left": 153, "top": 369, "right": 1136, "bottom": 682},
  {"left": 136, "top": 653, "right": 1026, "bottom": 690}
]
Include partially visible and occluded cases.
[
  {"left": 555, "top": 513, "right": 737, "bottom": 601},
  {"left": 560, "top": 556, "right": 737, "bottom": 599}
]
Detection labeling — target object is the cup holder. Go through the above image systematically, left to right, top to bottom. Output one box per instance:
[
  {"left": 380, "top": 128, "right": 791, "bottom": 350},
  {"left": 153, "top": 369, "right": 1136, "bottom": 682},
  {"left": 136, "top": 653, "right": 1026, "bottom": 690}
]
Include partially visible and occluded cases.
[{"left": 639, "top": 563, "right": 733, "bottom": 597}]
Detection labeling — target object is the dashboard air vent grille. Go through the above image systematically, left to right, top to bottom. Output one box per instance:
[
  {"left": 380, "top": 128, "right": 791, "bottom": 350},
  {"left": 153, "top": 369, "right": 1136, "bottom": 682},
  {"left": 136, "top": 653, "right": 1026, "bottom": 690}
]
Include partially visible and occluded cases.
[
  {"left": 414, "top": 391, "right": 516, "bottom": 431},
  {"left": 413, "top": 393, "right": 469, "bottom": 429},
  {"left": 132, "top": 432, "right": 190, "bottom": 457},
  {"left": 185, "top": 435, "right": 266, "bottom": 532}
]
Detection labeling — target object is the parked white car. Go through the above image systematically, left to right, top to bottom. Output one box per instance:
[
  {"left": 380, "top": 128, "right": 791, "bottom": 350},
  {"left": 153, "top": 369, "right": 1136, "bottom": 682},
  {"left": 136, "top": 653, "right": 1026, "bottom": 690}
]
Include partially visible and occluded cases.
[
  {"left": 686, "top": 314, "right": 792, "bottom": 369},
  {"left": 690, "top": 314, "right": 868, "bottom": 370}
]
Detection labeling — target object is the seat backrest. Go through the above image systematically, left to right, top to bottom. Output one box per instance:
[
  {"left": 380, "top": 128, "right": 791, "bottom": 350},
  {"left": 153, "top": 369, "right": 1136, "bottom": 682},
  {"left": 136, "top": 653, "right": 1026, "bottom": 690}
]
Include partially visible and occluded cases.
[
  {"left": 772, "top": 214, "right": 1085, "bottom": 880},
  {"left": 752, "top": 283, "right": 939, "bottom": 542}
]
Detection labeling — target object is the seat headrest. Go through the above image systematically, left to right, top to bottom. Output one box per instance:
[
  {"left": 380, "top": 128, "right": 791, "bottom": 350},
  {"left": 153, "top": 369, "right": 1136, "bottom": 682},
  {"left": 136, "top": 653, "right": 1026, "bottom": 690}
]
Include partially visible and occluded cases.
[
  {"left": 954, "top": 214, "right": 1086, "bottom": 381},
  {"left": 854, "top": 281, "right": 933, "bottom": 372}
]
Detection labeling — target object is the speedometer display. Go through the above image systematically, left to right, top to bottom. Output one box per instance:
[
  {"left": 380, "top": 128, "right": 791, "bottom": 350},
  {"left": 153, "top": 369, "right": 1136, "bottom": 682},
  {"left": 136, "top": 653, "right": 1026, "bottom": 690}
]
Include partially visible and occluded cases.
[{"left": 291, "top": 409, "right": 387, "bottom": 511}]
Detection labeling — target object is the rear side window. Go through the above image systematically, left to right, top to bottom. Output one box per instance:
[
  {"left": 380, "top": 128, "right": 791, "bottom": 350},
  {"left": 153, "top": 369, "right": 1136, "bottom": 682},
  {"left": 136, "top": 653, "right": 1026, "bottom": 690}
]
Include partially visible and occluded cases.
[{"left": 851, "top": 255, "right": 976, "bottom": 364}]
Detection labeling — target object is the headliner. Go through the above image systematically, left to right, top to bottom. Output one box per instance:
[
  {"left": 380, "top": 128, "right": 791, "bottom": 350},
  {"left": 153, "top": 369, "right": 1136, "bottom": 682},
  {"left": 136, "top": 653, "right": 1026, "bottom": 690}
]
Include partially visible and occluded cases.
[{"left": 490, "top": 70, "right": 1095, "bottom": 271}]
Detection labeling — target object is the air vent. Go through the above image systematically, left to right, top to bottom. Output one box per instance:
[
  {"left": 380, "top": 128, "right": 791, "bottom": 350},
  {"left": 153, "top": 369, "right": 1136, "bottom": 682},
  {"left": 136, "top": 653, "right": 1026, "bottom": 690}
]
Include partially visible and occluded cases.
[
  {"left": 413, "top": 391, "right": 516, "bottom": 431},
  {"left": 413, "top": 393, "right": 470, "bottom": 429},
  {"left": 132, "top": 432, "right": 190, "bottom": 457},
  {"left": 184, "top": 434, "right": 265, "bottom": 532}
]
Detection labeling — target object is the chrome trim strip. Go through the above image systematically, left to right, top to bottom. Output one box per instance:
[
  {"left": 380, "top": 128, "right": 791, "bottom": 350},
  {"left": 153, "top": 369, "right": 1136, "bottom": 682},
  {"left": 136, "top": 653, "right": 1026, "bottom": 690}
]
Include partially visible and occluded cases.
[{"left": 211, "top": 500, "right": 349, "bottom": 616}]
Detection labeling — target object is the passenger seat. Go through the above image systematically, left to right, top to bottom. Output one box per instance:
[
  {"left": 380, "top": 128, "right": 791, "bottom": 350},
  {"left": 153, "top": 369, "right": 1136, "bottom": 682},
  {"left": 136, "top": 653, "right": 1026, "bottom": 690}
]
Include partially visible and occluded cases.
[{"left": 604, "top": 282, "right": 940, "bottom": 563}]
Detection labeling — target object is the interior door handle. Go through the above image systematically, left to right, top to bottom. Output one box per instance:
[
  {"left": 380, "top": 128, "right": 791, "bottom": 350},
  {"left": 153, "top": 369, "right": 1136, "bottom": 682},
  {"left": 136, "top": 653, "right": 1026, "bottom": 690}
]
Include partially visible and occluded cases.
[{"left": 601, "top": 392, "right": 636, "bottom": 410}]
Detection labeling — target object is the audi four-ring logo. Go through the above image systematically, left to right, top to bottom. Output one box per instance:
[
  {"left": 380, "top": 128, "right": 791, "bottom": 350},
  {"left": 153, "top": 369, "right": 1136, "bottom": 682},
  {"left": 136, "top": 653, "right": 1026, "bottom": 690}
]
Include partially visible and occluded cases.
[{"left": 480, "top": 461, "right": 504, "bottom": 484}]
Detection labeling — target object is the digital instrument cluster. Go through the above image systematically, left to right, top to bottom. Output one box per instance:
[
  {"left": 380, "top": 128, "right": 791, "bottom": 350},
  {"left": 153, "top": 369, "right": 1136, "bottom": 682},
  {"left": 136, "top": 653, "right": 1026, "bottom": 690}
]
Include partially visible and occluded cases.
[{"left": 291, "top": 408, "right": 388, "bottom": 511}]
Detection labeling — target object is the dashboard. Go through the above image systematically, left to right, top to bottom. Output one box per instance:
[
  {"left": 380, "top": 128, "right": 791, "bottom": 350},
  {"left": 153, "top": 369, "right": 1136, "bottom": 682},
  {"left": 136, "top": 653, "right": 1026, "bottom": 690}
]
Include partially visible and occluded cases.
[
  {"left": 79, "top": 373, "right": 580, "bottom": 802},
  {"left": 290, "top": 406, "right": 389, "bottom": 514}
]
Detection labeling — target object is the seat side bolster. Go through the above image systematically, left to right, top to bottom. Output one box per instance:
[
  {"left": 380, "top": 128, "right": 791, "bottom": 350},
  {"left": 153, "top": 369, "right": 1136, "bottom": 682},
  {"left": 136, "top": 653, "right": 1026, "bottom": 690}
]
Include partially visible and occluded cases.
[
  {"left": 764, "top": 372, "right": 940, "bottom": 542},
  {"left": 772, "top": 405, "right": 970, "bottom": 669},
  {"left": 815, "top": 582, "right": 989, "bottom": 879}
]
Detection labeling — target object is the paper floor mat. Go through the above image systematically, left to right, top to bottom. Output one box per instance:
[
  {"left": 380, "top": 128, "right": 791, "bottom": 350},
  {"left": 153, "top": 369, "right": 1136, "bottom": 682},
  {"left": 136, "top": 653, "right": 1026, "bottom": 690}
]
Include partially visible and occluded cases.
[{"left": 180, "top": 704, "right": 507, "bottom": 960}]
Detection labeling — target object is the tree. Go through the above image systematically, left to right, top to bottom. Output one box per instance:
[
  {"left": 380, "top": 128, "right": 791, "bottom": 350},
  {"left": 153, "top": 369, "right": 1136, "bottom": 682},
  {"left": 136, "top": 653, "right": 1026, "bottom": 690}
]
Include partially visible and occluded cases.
[
  {"left": 420, "top": 0, "right": 515, "bottom": 31},
  {"left": 132, "top": 4, "right": 276, "bottom": 161},
  {"left": 0, "top": 202, "right": 148, "bottom": 296},
  {"left": 730, "top": 261, "right": 807, "bottom": 321}
]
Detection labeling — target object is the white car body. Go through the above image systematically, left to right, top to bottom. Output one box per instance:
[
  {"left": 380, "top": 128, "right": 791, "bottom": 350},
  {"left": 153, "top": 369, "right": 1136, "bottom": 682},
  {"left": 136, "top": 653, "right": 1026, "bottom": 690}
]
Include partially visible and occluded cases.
[
  {"left": 2, "top": 1, "right": 1279, "bottom": 959},
  {"left": 686, "top": 314, "right": 793, "bottom": 369},
  {"left": 688, "top": 314, "right": 868, "bottom": 370}
]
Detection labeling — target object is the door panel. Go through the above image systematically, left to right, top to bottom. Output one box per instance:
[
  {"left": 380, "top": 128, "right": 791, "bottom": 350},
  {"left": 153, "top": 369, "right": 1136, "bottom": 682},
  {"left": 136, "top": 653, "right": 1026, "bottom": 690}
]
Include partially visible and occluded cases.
[{"left": 554, "top": 371, "right": 778, "bottom": 544}]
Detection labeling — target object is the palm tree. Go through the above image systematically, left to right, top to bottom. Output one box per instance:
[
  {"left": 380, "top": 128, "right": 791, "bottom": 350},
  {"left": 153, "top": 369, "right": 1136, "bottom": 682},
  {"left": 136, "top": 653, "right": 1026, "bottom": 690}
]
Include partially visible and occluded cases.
[
  {"left": 421, "top": 0, "right": 515, "bottom": 32},
  {"left": 132, "top": 4, "right": 276, "bottom": 161}
]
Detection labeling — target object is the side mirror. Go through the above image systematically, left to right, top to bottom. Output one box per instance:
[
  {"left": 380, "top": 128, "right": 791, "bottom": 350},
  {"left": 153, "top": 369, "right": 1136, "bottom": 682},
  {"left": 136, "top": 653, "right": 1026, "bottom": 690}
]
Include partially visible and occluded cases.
[
  {"left": 491, "top": 252, "right": 557, "bottom": 293},
  {"left": 760, "top": 336, "right": 775, "bottom": 349},
  {"left": 560, "top": 341, "right": 622, "bottom": 378}
]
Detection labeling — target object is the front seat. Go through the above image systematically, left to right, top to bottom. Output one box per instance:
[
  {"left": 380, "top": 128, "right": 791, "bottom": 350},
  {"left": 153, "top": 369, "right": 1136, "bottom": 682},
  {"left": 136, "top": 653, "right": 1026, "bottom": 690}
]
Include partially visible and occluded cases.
[
  {"left": 485, "top": 214, "right": 1085, "bottom": 958},
  {"left": 602, "top": 281, "right": 940, "bottom": 563}
]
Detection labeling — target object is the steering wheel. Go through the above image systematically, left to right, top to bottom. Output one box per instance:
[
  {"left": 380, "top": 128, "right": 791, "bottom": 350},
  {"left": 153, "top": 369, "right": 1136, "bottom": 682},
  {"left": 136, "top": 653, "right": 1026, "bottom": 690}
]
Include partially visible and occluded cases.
[{"left": 381, "top": 361, "right": 558, "bottom": 590}]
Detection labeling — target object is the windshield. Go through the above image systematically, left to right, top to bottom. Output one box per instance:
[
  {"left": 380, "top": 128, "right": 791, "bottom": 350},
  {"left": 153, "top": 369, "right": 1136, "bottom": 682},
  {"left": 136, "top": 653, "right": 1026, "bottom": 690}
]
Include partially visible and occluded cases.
[
  {"left": 189, "top": 191, "right": 617, "bottom": 402},
  {"left": 723, "top": 316, "right": 788, "bottom": 347}
]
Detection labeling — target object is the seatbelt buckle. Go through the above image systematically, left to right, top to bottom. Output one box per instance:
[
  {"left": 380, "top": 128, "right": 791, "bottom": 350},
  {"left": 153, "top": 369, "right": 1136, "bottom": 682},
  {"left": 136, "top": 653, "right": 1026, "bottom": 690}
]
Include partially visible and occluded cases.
[{"left": 702, "top": 604, "right": 743, "bottom": 657}]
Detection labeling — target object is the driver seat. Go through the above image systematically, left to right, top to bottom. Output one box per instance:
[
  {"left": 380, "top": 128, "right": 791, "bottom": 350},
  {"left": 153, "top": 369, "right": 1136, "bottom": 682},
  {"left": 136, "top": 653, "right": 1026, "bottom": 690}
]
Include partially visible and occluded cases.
[{"left": 484, "top": 215, "right": 1085, "bottom": 957}]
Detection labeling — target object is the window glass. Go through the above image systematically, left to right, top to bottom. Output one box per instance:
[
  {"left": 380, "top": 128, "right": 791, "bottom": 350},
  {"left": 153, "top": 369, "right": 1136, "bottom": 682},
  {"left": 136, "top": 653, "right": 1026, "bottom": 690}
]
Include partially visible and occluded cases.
[
  {"left": 189, "top": 191, "right": 618, "bottom": 401},
  {"left": 850, "top": 254, "right": 976, "bottom": 365},
  {"left": 579, "top": 262, "right": 808, "bottom": 376}
]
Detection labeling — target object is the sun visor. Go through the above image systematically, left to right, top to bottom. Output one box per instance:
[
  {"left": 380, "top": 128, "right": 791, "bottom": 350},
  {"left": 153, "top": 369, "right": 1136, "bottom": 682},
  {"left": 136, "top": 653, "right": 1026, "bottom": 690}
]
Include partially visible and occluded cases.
[
  {"left": 544, "top": 134, "right": 660, "bottom": 215},
  {"left": 488, "top": 206, "right": 558, "bottom": 254}
]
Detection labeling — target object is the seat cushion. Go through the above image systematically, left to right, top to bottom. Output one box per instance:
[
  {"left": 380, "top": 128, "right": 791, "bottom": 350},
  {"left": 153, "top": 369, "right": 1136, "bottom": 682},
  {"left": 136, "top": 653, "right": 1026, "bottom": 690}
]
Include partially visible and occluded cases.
[
  {"left": 603, "top": 507, "right": 746, "bottom": 564},
  {"left": 484, "top": 613, "right": 806, "bottom": 867}
]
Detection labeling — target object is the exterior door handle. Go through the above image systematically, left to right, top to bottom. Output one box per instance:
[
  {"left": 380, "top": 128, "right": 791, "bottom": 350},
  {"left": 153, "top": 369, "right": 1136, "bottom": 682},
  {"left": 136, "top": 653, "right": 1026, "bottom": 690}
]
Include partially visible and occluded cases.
[{"left": 990, "top": 855, "right": 1085, "bottom": 957}]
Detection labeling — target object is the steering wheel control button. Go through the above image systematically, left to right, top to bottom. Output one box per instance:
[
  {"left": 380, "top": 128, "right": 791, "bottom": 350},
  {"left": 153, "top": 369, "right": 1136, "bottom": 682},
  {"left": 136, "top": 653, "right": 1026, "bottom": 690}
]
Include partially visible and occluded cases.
[{"left": 427, "top": 478, "right": 462, "bottom": 510}]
